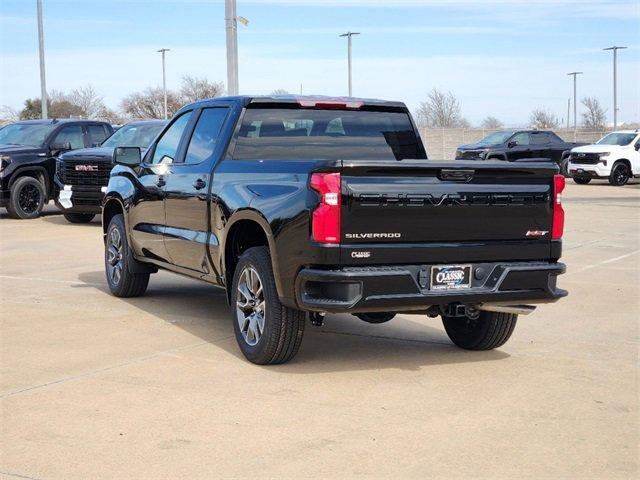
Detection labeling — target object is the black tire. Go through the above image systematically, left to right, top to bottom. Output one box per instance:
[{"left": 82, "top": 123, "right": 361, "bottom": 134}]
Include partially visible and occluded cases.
[
  {"left": 560, "top": 157, "right": 570, "bottom": 177},
  {"left": 609, "top": 162, "right": 630, "bottom": 186},
  {"left": 6, "top": 176, "right": 45, "bottom": 219},
  {"left": 572, "top": 177, "right": 591, "bottom": 185},
  {"left": 64, "top": 212, "right": 95, "bottom": 223},
  {"left": 105, "top": 214, "right": 149, "bottom": 298},
  {"left": 231, "top": 246, "right": 305, "bottom": 365},
  {"left": 442, "top": 311, "right": 517, "bottom": 350},
  {"left": 355, "top": 312, "right": 396, "bottom": 324}
]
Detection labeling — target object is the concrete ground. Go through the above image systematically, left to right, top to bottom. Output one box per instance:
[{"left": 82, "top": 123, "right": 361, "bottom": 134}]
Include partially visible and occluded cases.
[{"left": 1, "top": 181, "right": 638, "bottom": 479}]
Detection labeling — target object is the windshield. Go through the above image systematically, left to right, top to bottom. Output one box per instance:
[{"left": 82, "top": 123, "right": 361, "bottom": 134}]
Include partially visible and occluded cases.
[
  {"left": 233, "top": 108, "right": 425, "bottom": 161},
  {"left": 101, "top": 122, "right": 166, "bottom": 149},
  {"left": 0, "top": 123, "right": 56, "bottom": 147},
  {"left": 476, "top": 131, "right": 514, "bottom": 145},
  {"left": 596, "top": 132, "right": 637, "bottom": 146}
]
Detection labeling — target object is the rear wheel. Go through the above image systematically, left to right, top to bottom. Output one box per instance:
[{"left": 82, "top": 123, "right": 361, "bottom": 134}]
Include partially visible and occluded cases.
[
  {"left": 609, "top": 162, "right": 630, "bottom": 186},
  {"left": 7, "top": 176, "right": 45, "bottom": 219},
  {"left": 572, "top": 177, "right": 591, "bottom": 185},
  {"left": 64, "top": 212, "right": 95, "bottom": 223},
  {"left": 105, "top": 214, "right": 149, "bottom": 297},
  {"left": 232, "top": 246, "right": 305, "bottom": 365},
  {"left": 442, "top": 311, "right": 517, "bottom": 350},
  {"left": 355, "top": 312, "right": 396, "bottom": 324}
]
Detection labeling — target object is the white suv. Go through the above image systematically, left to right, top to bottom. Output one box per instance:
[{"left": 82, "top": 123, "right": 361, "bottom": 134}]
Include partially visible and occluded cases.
[{"left": 568, "top": 130, "right": 640, "bottom": 186}]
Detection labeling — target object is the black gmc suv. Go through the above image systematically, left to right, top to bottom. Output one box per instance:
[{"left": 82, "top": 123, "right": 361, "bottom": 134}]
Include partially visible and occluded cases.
[
  {"left": 103, "top": 96, "right": 567, "bottom": 364},
  {"left": 0, "top": 119, "right": 113, "bottom": 219},
  {"left": 55, "top": 120, "right": 167, "bottom": 223},
  {"left": 456, "top": 130, "right": 585, "bottom": 174}
]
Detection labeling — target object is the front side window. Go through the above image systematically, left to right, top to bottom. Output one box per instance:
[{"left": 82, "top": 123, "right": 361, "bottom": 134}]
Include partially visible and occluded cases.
[
  {"left": 184, "top": 108, "right": 229, "bottom": 164},
  {"left": 233, "top": 108, "right": 425, "bottom": 161},
  {"left": 151, "top": 112, "right": 193, "bottom": 164},
  {"left": 54, "top": 125, "right": 84, "bottom": 149},
  {"left": 88, "top": 125, "right": 109, "bottom": 145},
  {"left": 510, "top": 132, "right": 530, "bottom": 146},
  {"left": 596, "top": 132, "right": 637, "bottom": 146}
]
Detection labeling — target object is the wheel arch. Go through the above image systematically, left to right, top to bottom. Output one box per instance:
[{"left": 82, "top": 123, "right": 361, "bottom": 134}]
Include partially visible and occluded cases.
[
  {"left": 8, "top": 166, "right": 51, "bottom": 199},
  {"left": 102, "top": 195, "right": 126, "bottom": 238},
  {"left": 222, "top": 210, "right": 282, "bottom": 303}
]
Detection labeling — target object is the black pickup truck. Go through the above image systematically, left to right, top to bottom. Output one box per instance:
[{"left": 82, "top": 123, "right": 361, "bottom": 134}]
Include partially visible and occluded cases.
[
  {"left": 103, "top": 96, "right": 567, "bottom": 364},
  {"left": 0, "top": 119, "right": 113, "bottom": 218},
  {"left": 55, "top": 120, "right": 167, "bottom": 223},
  {"left": 456, "top": 130, "right": 585, "bottom": 174}
]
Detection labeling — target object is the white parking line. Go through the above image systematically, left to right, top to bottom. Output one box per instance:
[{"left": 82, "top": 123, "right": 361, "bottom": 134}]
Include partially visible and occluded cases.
[
  {"left": 568, "top": 249, "right": 640, "bottom": 274},
  {"left": 0, "top": 275, "right": 104, "bottom": 286}
]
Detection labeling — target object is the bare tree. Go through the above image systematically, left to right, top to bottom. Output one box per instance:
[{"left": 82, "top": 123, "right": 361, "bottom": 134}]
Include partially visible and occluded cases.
[
  {"left": 180, "top": 75, "right": 225, "bottom": 104},
  {"left": 69, "top": 85, "right": 109, "bottom": 119},
  {"left": 120, "top": 87, "right": 181, "bottom": 119},
  {"left": 270, "top": 89, "right": 289, "bottom": 95},
  {"left": 416, "top": 89, "right": 468, "bottom": 128},
  {"left": 19, "top": 90, "right": 85, "bottom": 120},
  {"left": 581, "top": 97, "right": 607, "bottom": 130},
  {"left": 0, "top": 105, "right": 19, "bottom": 124},
  {"left": 529, "top": 108, "right": 559, "bottom": 129},
  {"left": 481, "top": 116, "right": 503, "bottom": 129}
]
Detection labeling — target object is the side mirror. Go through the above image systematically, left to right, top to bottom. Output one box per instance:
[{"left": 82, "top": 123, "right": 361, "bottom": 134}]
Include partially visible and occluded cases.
[
  {"left": 51, "top": 141, "right": 72, "bottom": 152},
  {"left": 507, "top": 141, "right": 517, "bottom": 148},
  {"left": 113, "top": 146, "right": 141, "bottom": 166}
]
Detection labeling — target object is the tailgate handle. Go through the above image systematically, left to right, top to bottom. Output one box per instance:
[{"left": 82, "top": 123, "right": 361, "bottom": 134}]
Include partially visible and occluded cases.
[{"left": 439, "top": 169, "right": 474, "bottom": 182}]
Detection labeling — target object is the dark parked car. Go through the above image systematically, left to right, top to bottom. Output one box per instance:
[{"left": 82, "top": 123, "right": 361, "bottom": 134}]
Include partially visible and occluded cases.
[
  {"left": 103, "top": 95, "right": 566, "bottom": 365},
  {"left": 0, "top": 119, "right": 113, "bottom": 219},
  {"left": 55, "top": 120, "right": 167, "bottom": 223},
  {"left": 455, "top": 130, "right": 585, "bottom": 174}
]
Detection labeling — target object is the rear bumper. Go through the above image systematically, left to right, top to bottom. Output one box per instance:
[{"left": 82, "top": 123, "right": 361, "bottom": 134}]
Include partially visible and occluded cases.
[{"left": 295, "top": 261, "right": 567, "bottom": 313}]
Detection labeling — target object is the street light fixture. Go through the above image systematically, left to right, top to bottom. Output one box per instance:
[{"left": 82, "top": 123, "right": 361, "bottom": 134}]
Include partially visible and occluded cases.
[
  {"left": 36, "top": 0, "right": 48, "bottom": 119},
  {"left": 339, "top": 32, "right": 360, "bottom": 97},
  {"left": 603, "top": 46, "right": 627, "bottom": 129},
  {"left": 157, "top": 48, "right": 170, "bottom": 119},
  {"left": 567, "top": 71, "right": 583, "bottom": 141}
]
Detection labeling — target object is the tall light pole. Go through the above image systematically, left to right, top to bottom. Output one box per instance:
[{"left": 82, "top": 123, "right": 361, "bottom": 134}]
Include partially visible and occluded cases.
[
  {"left": 36, "top": 0, "right": 48, "bottom": 119},
  {"left": 225, "top": 0, "right": 239, "bottom": 96},
  {"left": 339, "top": 32, "right": 360, "bottom": 97},
  {"left": 603, "top": 46, "right": 627, "bottom": 129},
  {"left": 157, "top": 48, "right": 170, "bottom": 119},
  {"left": 567, "top": 71, "right": 583, "bottom": 141}
]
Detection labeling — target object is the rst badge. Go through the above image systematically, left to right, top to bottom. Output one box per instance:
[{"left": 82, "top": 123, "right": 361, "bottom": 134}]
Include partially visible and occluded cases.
[{"left": 526, "top": 230, "right": 549, "bottom": 237}]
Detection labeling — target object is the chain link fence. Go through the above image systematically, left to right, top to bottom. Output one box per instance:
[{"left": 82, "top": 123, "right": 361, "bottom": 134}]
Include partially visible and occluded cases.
[{"left": 420, "top": 128, "right": 608, "bottom": 160}]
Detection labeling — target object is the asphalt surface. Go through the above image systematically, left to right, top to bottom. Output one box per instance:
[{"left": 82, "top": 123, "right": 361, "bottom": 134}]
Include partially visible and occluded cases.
[{"left": 1, "top": 181, "right": 639, "bottom": 479}]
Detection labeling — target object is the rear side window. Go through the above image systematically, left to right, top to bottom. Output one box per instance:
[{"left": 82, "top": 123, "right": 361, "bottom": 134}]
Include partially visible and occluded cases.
[
  {"left": 184, "top": 108, "right": 229, "bottom": 164},
  {"left": 233, "top": 108, "right": 425, "bottom": 161},
  {"left": 88, "top": 125, "right": 109, "bottom": 146},
  {"left": 530, "top": 133, "right": 550, "bottom": 145}
]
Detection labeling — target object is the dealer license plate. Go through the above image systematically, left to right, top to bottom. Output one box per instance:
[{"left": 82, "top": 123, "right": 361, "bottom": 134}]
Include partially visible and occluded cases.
[{"left": 430, "top": 264, "right": 472, "bottom": 290}]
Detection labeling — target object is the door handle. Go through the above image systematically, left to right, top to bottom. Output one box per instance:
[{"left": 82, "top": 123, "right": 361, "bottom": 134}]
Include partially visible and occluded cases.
[
  {"left": 156, "top": 177, "right": 166, "bottom": 188},
  {"left": 193, "top": 178, "right": 206, "bottom": 190}
]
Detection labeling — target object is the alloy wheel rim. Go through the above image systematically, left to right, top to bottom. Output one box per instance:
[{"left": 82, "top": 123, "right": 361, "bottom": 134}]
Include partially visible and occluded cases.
[
  {"left": 615, "top": 165, "right": 628, "bottom": 184},
  {"left": 18, "top": 184, "right": 40, "bottom": 214},
  {"left": 106, "top": 227, "right": 123, "bottom": 285},
  {"left": 236, "top": 266, "right": 265, "bottom": 346}
]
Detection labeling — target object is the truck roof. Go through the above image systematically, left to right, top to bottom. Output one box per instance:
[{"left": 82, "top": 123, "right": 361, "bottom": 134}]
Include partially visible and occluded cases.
[
  {"left": 186, "top": 95, "right": 408, "bottom": 110},
  {"left": 13, "top": 118, "right": 108, "bottom": 125}
]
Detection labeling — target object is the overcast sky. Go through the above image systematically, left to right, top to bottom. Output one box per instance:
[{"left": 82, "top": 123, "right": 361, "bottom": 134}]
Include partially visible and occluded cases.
[{"left": 1, "top": 0, "right": 638, "bottom": 126}]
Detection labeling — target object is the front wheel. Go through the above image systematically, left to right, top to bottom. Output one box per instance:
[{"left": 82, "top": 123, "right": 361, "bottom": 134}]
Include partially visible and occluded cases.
[
  {"left": 609, "top": 162, "right": 631, "bottom": 186},
  {"left": 7, "top": 176, "right": 45, "bottom": 219},
  {"left": 572, "top": 177, "right": 591, "bottom": 185},
  {"left": 64, "top": 212, "right": 95, "bottom": 223},
  {"left": 105, "top": 214, "right": 149, "bottom": 297},
  {"left": 231, "top": 246, "right": 305, "bottom": 364},
  {"left": 442, "top": 311, "right": 517, "bottom": 350}
]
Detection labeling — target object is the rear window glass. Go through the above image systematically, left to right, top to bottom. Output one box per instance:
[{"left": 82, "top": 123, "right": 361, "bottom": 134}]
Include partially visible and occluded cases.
[{"left": 233, "top": 108, "right": 425, "bottom": 161}]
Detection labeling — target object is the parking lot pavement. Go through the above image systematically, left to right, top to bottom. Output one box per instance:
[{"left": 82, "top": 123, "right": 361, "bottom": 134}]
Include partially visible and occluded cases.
[{"left": 1, "top": 182, "right": 638, "bottom": 480}]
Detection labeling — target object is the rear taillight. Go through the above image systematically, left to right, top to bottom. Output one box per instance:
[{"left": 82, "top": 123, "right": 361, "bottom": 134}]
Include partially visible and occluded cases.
[
  {"left": 310, "top": 172, "right": 341, "bottom": 244},
  {"left": 552, "top": 174, "right": 565, "bottom": 239}
]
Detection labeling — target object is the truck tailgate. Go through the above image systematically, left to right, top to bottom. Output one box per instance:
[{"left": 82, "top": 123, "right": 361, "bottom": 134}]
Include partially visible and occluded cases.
[{"left": 339, "top": 160, "right": 559, "bottom": 264}]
